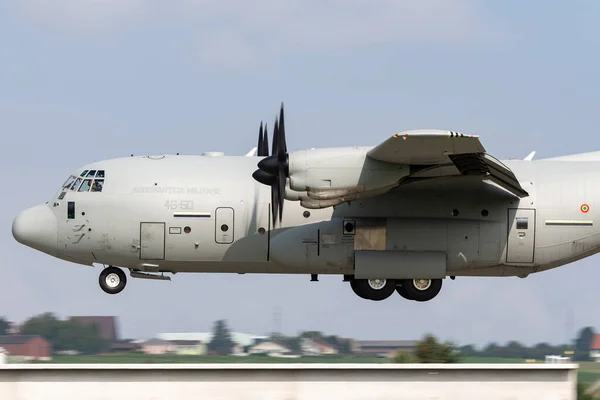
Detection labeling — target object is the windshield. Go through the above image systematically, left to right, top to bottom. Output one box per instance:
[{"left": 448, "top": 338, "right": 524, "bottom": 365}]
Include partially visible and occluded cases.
[{"left": 58, "top": 170, "right": 106, "bottom": 196}]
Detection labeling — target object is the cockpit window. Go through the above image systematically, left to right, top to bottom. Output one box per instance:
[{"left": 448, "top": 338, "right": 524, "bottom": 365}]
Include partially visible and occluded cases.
[
  {"left": 63, "top": 170, "right": 105, "bottom": 194},
  {"left": 62, "top": 175, "right": 77, "bottom": 189},
  {"left": 70, "top": 178, "right": 82, "bottom": 191},
  {"left": 78, "top": 179, "right": 92, "bottom": 192},
  {"left": 91, "top": 179, "right": 104, "bottom": 192}
]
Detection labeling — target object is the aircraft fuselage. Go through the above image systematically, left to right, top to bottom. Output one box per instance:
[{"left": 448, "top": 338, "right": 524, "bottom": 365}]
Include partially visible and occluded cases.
[{"left": 13, "top": 153, "right": 600, "bottom": 299}]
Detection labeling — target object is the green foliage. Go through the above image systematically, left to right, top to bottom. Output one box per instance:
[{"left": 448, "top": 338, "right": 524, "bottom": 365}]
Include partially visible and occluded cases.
[
  {"left": 20, "top": 312, "right": 108, "bottom": 354},
  {"left": 0, "top": 317, "right": 8, "bottom": 335},
  {"left": 207, "top": 320, "right": 234, "bottom": 355},
  {"left": 575, "top": 327, "right": 596, "bottom": 362},
  {"left": 415, "top": 334, "right": 459, "bottom": 363},
  {"left": 459, "top": 341, "right": 569, "bottom": 360},
  {"left": 392, "top": 350, "right": 414, "bottom": 363},
  {"left": 577, "top": 381, "right": 594, "bottom": 400}
]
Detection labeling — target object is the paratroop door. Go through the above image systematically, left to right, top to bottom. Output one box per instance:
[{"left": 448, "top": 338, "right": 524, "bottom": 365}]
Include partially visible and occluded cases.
[
  {"left": 215, "top": 207, "right": 234, "bottom": 244},
  {"left": 507, "top": 209, "right": 535, "bottom": 263},
  {"left": 140, "top": 222, "right": 165, "bottom": 260}
]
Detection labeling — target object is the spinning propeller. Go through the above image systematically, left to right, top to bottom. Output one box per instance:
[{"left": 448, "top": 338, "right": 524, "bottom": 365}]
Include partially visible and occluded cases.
[{"left": 252, "top": 103, "right": 290, "bottom": 225}]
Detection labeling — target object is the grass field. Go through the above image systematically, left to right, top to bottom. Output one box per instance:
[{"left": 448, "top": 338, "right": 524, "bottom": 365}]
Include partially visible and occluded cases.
[{"left": 31, "top": 354, "right": 390, "bottom": 364}]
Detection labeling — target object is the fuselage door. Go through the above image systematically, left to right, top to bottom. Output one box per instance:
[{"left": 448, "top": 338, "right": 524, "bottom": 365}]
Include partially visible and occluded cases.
[
  {"left": 215, "top": 207, "right": 234, "bottom": 244},
  {"left": 507, "top": 208, "right": 535, "bottom": 263},
  {"left": 140, "top": 222, "right": 165, "bottom": 260}
]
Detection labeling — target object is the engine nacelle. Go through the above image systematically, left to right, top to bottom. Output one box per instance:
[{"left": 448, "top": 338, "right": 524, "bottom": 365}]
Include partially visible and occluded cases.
[{"left": 287, "top": 147, "right": 408, "bottom": 198}]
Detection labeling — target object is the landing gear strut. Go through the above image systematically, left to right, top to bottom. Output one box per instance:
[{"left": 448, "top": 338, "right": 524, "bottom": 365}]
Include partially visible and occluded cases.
[
  {"left": 99, "top": 266, "right": 127, "bottom": 294},
  {"left": 351, "top": 278, "right": 396, "bottom": 301},
  {"left": 396, "top": 278, "right": 442, "bottom": 302}
]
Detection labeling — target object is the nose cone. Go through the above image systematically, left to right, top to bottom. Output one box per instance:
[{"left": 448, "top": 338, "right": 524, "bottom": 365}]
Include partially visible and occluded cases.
[{"left": 12, "top": 204, "right": 58, "bottom": 257}]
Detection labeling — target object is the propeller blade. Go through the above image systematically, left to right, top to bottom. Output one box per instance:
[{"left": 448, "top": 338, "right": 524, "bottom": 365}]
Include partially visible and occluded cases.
[
  {"left": 278, "top": 103, "right": 287, "bottom": 158},
  {"left": 272, "top": 118, "right": 279, "bottom": 156},
  {"left": 257, "top": 122, "right": 264, "bottom": 156},
  {"left": 262, "top": 123, "right": 269, "bottom": 156},
  {"left": 252, "top": 169, "right": 276, "bottom": 186},
  {"left": 278, "top": 169, "right": 286, "bottom": 222},
  {"left": 271, "top": 184, "right": 279, "bottom": 227}
]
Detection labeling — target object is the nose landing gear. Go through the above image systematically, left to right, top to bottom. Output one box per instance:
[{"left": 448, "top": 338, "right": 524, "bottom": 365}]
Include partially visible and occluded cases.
[{"left": 99, "top": 266, "right": 127, "bottom": 294}]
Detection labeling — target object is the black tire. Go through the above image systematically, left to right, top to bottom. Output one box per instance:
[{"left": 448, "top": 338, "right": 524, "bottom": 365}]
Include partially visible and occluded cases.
[
  {"left": 99, "top": 266, "right": 127, "bottom": 295},
  {"left": 352, "top": 278, "right": 396, "bottom": 301},
  {"left": 400, "top": 278, "right": 442, "bottom": 302},
  {"left": 350, "top": 280, "right": 369, "bottom": 299},
  {"left": 395, "top": 283, "right": 414, "bottom": 300}
]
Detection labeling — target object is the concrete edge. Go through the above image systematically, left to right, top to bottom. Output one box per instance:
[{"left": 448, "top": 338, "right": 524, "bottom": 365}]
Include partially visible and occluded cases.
[{"left": 0, "top": 363, "right": 580, "bottom": 371}]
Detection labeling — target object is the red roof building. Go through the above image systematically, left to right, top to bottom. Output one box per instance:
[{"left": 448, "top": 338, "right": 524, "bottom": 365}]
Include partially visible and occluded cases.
[
  {"left": 589, "top": 334, "right": 600, "bottom": 362},
  {"left": 0, "top": 335, "right": 51, "bottom": 360}
]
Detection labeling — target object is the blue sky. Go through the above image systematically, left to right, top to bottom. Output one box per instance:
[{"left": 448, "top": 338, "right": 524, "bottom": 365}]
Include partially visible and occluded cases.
[{"left": 2, "top": 0, "right": 600, "bottom": 347}]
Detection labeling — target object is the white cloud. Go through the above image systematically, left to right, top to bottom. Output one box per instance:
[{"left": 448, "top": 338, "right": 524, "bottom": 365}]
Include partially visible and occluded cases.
[{"left": 15, "top": 0, "right": 506, "bottom": 66}]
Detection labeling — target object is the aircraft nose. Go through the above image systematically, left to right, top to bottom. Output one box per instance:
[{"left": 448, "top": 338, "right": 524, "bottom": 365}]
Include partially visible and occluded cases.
[{"left": 12, "top": 204, "right": 58, "bottom": 257}]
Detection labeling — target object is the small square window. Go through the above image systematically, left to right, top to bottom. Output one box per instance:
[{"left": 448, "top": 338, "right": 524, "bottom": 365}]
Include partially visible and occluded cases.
[
  {"left": 96, "top": 170, "right": 105, "bottom": 178},
  {"left": 67, "top": 202, "right": 75, "bottom": 219},
  {"left": 516, "top": 217, "right": 528, "bottom": 230}
]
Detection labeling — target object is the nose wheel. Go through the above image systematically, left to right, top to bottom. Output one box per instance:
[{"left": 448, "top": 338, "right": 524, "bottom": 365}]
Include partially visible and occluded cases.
[{"left": 99, "top": 266, "right": 127, "bottom": 294}]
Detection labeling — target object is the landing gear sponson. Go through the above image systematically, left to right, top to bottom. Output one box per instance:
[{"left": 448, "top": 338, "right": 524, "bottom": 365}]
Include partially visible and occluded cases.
[{"left": 350, "top": 277, "right": 443, "bottom": 301}]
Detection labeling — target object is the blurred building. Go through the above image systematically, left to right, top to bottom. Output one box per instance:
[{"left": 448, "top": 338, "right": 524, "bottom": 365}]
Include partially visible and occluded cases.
[
  {"left": 70, "top": 316, "right": 118, "bottom": 343},
  {"left": 0, "top": 335, "right": 51, "bottom": 360},
  {"left": 300, "top": 338, "right": 339, "bottom": 356},
  {"left": 141, "top": 339, "right": 175, "bottom": 355},
  {"left": 169, "top": 340, "right": 206, "bottom": 355},
  {"left": 248, "top": 340, "right": 292, "bottom": 356},
  {"left": 355, "top": 340, "right": 418, "bottom": 358}
]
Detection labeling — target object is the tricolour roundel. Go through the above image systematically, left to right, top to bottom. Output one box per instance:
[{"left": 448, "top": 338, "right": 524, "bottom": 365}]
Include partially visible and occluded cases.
[{"left": 581, "top": 204, "right": 590, "bottom": 213}]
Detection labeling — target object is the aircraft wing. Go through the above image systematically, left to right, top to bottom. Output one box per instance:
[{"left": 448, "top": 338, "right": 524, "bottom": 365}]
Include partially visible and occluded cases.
[{"left": 367, "top": 129, "right": 529, "bottom": 198}]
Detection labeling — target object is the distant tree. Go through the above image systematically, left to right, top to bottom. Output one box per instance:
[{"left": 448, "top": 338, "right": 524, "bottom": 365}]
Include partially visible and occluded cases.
[
  {"left": 20, "top": 312, "right": 108, "bottom": 354},
  {"left": 0, "top": 317, "right": 9, "bottom": 335},
  {"left": 207, "top": 320, "right": 235, "bottom": 355},
  {"left": 575, "top": 327, "right": 596, "bottom": 361},
  {"left": 415, "top": 334, "right": 459, "bottom": 363},
  {"left": 503, "top": 341, "right": 526, "bottom": 358},
  {"left": 457, "top": 344, "right": 478, "bottom": 358},
  {"left": 392, "top": 350, "right": 414, "bottom": 363}
]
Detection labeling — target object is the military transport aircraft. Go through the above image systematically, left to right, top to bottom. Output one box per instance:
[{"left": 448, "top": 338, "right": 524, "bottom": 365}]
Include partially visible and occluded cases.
[{"left": 11, "top": 104, "right": 600, "bottom": 301}]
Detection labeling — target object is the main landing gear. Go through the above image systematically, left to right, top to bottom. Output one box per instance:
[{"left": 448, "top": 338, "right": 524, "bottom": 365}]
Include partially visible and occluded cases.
[
  {"left": 99, "top": 266, "right": 127, "bottom": 294},
  {"left": 350, "top": 278, "right": 442, "bottom": 302}
]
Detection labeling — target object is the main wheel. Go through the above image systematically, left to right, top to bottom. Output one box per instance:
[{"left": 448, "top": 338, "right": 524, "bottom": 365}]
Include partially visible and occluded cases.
[
  {"left": 99, "top": 266, "right": 127, "bottom": 294},
  {"left": 351, "top": 278, "right": 396, "bottom": 301},
  {"left": 399, "top": 278, "right": 442, "bottom": 302},
  {"left": 395, "top": 283, "right": 414, "bottom": 300}
]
